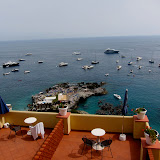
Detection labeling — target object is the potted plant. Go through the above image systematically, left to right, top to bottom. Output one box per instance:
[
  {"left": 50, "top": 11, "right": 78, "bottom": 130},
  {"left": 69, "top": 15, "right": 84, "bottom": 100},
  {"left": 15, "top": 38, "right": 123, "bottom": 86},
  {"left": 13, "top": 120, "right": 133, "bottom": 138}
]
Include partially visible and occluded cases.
[
  {"left": 58, "top": 101, "right": 68, "bottom": 116},
  {"left": 131, "top": 107, "right": 147, "bottom": 119},
  {"left": 142, "top": 126, "right": 159, "bottom": 145}
]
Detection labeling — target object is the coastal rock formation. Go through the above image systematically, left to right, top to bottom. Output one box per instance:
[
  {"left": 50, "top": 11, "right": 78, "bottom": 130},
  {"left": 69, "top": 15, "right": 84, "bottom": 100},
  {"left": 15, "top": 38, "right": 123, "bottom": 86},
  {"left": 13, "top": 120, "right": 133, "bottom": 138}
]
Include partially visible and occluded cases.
[{"left": 30, "top": 82, "right": 107, "bottom": 112}]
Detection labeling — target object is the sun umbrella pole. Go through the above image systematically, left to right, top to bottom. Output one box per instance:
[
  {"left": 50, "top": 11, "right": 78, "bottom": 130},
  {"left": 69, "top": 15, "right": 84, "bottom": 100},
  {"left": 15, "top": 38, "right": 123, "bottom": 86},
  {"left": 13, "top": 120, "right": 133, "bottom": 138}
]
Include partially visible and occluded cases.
[{"left": 122, "top": 115, "right": 124, "bottom": 134}]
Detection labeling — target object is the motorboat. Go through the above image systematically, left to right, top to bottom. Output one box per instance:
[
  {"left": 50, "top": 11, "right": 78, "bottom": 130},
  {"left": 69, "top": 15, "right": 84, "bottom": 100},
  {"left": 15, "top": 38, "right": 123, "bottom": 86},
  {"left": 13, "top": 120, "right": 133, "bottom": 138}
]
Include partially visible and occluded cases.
[
  {"left": 104, "top": 48, "right": 119, "bottom": 54},
  {"left": 72, "top": 52, "right": 81, "bottom": 55},
  {"left": 25, "top": 53, "right": 32, "bottom": 56},
  {"left": 91, "top": 54, "right": 99, "bottom": 64},
  {"left": 136, "top": 57, "right": 142, "bottom": 61},
  {"left": 77, "top": 58, "right": 83, "bottom": 61},
  {"left": 19, "top": 59, "right": 25, "bottom": 61},
  {"left": 149, "top": 59, "right": 154, "bottom": 63},
  {"left": 116, "top": 60, "right": 119, "bottom": 63},
  {"left": 3, "top": 61, "right": 19, "bottom": 68},
  {"left": 38, "top": 61, "right": 43, "bottom": 63},
  {"left": 91, "top": 61, "right": 99, "bottom": 64},
  {"left": 128, "top": 61, "right": 133, "bottom": 65},
  {"left": 59, "top": 62, "right": 68, "bottom": 67},
  {"left": 159, "top": 64, "right": 160, "bottom": 67},
  {"left": 82, "top": 65, "right": 94, "bottom": 70},
  {"left": 82, "top": 65, "right": 88, "bottom": 70},
  {"left": 87, "top": 65, "right": 94, "bottom": 69},
  {"left": 117, "top": 65, "right": 122, "bottom": 70},
  {"left": 138, "top": 65, "right": 142, "bottom": 69},
  {"left": 11, "top": 69, "right": 19, "bottom": 72},
  {"left": 130, "top": 70, "right": 133, "bottom": 73},
  {"left": 148, "top": 70, "right": 151, "bottom": 73},
  {"left": 24, "top": 71, "right": 30, "bottom": 74},
  {"left": 3, "top": 72, "right": 10, "bottom": 75},
  {"left": 105, "top": 73, "right": 109, "bottom": 76},
  {"left": 113, "top": 94, "right": 121, "bottom": 100}
]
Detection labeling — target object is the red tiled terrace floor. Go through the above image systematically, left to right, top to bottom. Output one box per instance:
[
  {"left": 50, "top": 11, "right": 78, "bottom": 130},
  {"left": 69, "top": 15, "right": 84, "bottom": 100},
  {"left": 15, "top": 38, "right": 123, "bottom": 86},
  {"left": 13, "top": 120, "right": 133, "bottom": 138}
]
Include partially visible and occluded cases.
[
  {"left": 0, "top": 127, "right": 52, "bottom": 160},
  {"left": 52, "top": 131, "right": 141, "bottom": 160}
]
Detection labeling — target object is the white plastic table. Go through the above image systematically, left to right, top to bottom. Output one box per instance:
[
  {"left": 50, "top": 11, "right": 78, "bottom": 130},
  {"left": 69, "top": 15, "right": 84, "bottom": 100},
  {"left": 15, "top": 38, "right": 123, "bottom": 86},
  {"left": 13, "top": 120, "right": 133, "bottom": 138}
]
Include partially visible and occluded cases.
[
  {"left": 24, "top": 117, "right": 37, "bottom": 135},
  {"left": 91, "top": 128, "right": 105, "bottom": 150}
]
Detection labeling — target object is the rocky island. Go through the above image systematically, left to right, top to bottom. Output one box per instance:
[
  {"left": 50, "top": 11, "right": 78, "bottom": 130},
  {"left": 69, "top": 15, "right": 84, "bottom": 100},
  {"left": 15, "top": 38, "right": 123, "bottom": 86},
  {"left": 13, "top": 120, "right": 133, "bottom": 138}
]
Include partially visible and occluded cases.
[{"left": 28, "top": 82, "right": 107, "bottom": 113}]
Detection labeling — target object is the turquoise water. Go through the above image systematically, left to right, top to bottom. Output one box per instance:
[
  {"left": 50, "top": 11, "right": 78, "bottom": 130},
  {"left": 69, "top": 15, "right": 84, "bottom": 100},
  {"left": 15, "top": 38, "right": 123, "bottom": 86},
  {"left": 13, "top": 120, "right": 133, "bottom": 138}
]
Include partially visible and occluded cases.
[{"left": 0, "top": 36, "right": 160, "bottom": 133}]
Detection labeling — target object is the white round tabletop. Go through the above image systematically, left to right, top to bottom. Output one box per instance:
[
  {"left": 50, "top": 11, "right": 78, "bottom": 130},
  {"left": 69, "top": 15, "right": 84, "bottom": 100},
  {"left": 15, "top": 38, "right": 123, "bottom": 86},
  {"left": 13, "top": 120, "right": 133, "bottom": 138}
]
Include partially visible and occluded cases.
[
  {"left": 24, "top": 117, "right": 37, "bottom": 124},
  {"left": 91, "top": 128, "right": 105, "bottom": 137}
]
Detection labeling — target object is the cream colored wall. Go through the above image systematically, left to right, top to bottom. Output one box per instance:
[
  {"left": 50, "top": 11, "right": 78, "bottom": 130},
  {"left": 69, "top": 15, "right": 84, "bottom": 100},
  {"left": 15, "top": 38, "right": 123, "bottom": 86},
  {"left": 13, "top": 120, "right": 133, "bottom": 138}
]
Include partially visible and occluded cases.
[
  {"left": 2, "top": 111, "right": 58, "bottom": 128},
  {"left": 70, "top": 114, "right": 133, "bottom": 133}
]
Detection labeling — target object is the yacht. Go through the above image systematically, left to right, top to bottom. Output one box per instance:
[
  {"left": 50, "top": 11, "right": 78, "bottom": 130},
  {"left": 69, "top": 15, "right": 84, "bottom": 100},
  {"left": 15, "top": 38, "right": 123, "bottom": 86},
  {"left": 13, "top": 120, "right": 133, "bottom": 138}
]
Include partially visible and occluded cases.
[
  {"left": 104, "top": 48, "right": 119, "bottom": 54},
  {"left": 72, "top": 52, "right": 81, "bottom": 55},
  {"left": 25, "top": 53, "right": 32, "bottom": 56},
  {"left": 136, "top": 57, "right": 142, "bottom": 61},
  {"left": 77, "top": 58, "right": 83, "bottom": 61},
  {"left": 19, "top": 59, "right": 25, "bottom": 61},
  {"left": 149, "top": 59, "right": 154, "bottom": 63},
  {"left": 3, "top": 61, "right": 19, "bottom": 68},
  {"left": 38, "top": 61, "right": 43, "bottom": 63},
  {"left": 128, "top": 61, "right": 133, "bottom": 65},
  {"left": 59, "top": 62, "right": 68, "bottom": 67},
  {"left": 117, "top": 65, "right": 122, "bottom": 70},
  {"left": 11, "top": 69, "right": 19, "bottom": 72},
  {"left": 24, "top": 71, "right": 30, "bottom": 74},
  {"left": 3, "top": 72, "right": 10, "bottom": 76},
  {"left": 105, "top": 73, "right": 109, "bottom": 76},
  {"left": 113, "top": 94, "right": 121, "bottom": 100}
]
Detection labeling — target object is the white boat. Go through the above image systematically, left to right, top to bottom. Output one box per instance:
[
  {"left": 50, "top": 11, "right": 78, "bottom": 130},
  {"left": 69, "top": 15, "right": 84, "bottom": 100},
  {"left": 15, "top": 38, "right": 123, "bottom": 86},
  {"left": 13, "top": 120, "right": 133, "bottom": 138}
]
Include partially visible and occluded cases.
[
  {"left": 104, "top": 48, "right": 119, "bottom": 54},
  {"left": 72, "top": 52, "right": 81, "bottom": 55},
  {"left": 25, "top": 53, "right": 32, "bottom": 56},
  {"left": 136, "top": 57, "right": 142, "bottom": 61},
  {"left": 77, "top": 58, "right": 83, "bottom": 61},
  {"left": 19, "top": 59, "right": 25, "bottom": 61},
  {"left": 149, "top": 59, "right": 154, "bottom": 63},
  {"left": 116, "top": 60, "right": 119, "bottom": 63},
  {"left": 3, "top": 61, "right": 19, "bottom": 68},
  {"left": 38, "top": 61, "right": 43, "bottom": 63},
  {"left": 91, "top": 61, "right": 99, "bottom": 64},
  {"left": 128, "top": 61, "right": 133, "bottom": 65},
  {"left": 59, "top": 62, "right": 68, "bottom": 67},
  {"left": 82, "top": 65, "right": 94, "bottom": 70},
  {"left": 82, "top": 65, "right": 88, "bottom": 69},
  {"left": 88, "top": 65, "right": 94, "bottom": 69},
  {"left": 117, "top": 65, "right": 122, "bottom": 70},
  {"left": 138, "top": 65, "right": 142, "bottom": 69},
  {"left": 11, "top": 69, "right": 19, "bottom": 72},
  {"left": 148, "top": 70, "right": 151, "bottom": 72},
  {"left": 24, "top": 71, "right": 30, "bottom": 74},
  {"left": 3, "top": 72, "right": 10, "bottom": 75},
  {"left": 105, "top": 73, "right": 109, "bottom": 76},
  {"left": 113, "top": 94, "right": 121, "bottom": 100}
]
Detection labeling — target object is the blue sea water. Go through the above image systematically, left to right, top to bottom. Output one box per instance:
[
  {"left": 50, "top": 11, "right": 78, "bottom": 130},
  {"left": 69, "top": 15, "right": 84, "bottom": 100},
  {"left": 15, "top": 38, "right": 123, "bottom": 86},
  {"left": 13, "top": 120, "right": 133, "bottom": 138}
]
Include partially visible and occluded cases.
[{"left": 0, "top": 36, "right": 160, "bottom": 133}]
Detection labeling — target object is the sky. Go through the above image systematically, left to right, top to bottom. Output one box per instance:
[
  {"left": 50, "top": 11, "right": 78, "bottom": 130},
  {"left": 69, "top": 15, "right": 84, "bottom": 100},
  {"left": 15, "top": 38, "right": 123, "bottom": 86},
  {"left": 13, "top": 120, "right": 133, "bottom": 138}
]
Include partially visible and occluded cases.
[{"left": 0, "top": 0, "right": 160, "bottom": 41}]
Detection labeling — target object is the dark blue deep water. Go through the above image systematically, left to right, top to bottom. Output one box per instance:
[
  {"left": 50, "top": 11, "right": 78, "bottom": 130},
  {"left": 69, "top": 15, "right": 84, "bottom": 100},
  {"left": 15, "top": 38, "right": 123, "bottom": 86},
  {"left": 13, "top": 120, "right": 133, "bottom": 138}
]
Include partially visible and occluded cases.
[{"left": 0, "top": 36, "right": 160, "bottom": 133}]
